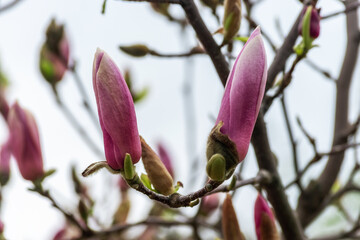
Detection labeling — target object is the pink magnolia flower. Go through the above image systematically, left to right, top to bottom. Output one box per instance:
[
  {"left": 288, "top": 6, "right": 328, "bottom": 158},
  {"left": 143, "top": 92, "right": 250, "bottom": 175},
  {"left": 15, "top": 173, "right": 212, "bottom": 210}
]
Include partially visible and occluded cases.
[
  {"left": 298, "top": 6, "right": 320, "bottom": 39},
  {"left": 215, "top": 26, "right": 267, "bottom": 161},
  {"left": 93, "top": 49, "right": 141, "bottom": 170},
  {"left": 8, "top": 102, "right": 44, "bottom": 181},
  {"left": 0, "top": 139, "right": 11, "bottom": 186},
  {"left": 157, "top": 142, "right": 174, "bottom": 178},
  {"left": 254, "top": 193, "right": 277, "bottom": 240}
]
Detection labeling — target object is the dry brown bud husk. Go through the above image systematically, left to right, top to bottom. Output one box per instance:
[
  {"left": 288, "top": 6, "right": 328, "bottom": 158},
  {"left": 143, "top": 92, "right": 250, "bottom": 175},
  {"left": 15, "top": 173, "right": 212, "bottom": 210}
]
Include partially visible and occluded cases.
[
  {"left": 141, "top": 137, "right": 174, "bottom": 196},
  {"left": 222, "top": 194, "right": 245, "bottom": 240},
  {"left": 260, "top": 213, "right": 279, "bottom": 240}
]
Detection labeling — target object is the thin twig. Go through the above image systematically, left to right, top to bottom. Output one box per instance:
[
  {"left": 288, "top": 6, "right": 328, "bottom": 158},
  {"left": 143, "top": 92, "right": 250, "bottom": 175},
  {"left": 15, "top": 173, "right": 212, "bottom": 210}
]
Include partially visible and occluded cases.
[
  {"left": 0, "top": 0, "right": 22, "bottom": 13},
  {"left": 297, "top": 0, "right": 360, "bottom": 227},
  {"left": 321, "top": 1, "right": 360, "bottom": 20},
  {"left": 244, "top": 15, "right": 277, "bottom": 52},
  {"left": 149, "top": 47, "right": 205, "bottom": 58},
  {"left": 264, "top": 54, "right": 304, "bottom": 112},
  {"left": 305, "top": 59, "right": 337, "bottom": 81},
  {"left": 68, "top": 65, "right": 100, "bottom": 132},
  {"left": 52, "top": 87, "right": 103, "bottom": 158},
  {"left": 281, "top": 95, "right": 302, "bottom": 191},
  {"left": 286, "top": 143, "right": 360, "bottom": 189},
  {"left": 209, "top": 174, "right": 265, "bottom": 194},
  {"left": 128, "top": 176, "right": 222, "bottom": 208},
  {"left": 34, "top": 185, "right": 92, "bottom": 236},
  {"left": 76, "top": 216, "right": 213, "bottom": 239}
]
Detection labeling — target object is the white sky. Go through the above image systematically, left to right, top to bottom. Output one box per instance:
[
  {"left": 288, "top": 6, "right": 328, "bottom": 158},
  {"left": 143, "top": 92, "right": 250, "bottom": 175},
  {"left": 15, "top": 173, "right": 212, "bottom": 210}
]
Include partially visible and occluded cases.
[{"left": 0, "top": 0, "right": 359, "bottom": 239}]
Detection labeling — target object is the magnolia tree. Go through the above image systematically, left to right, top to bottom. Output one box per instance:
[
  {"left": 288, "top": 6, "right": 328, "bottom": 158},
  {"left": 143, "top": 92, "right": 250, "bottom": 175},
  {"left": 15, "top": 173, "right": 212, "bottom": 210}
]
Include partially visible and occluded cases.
[{"left": 0, "top": 0, "right": 360, "bottom": 239}]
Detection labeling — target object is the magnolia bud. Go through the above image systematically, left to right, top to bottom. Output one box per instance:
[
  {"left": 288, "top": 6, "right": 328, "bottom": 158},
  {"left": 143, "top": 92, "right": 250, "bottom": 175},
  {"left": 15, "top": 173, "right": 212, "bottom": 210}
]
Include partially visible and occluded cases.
[
  {"left": 222, "top": 0, "right": 241, "bottom": 44},
  {"left": 150, "top": 3, "right": 170, "bottom": 17},
  {"left": 298, "top": 6, "right": 320, "bottom": 39},
  {"left": 39, "top": 19, "right": 70, "bottom": 86},
  {"left": 208, "top": 27, "right": 267, "bottom": 177},
  {"left": 120, "top": 44, "right": 150, "bottom": 57},
  {"left": 93, "top": 49, "right": 141, "bottom": 170},
  {"left": 8, "top": 102, "right": 44, "bottom": 181},
  {"left": 141, "top": 137, "right": 174, "bottom": 196},
  {"left": 0, "top": 140, "right": 11, "bottom": 186},
  {"left": 157, "top": 142, "right": 175, "bottom": 178},
  {"left": 206, "top": 153, "right": 226, "bottom": 181},
  {"left": 200, "top": 194, "right": 219, "bottom": 216},
  {"left": 222, "top": 194, "right": 245, "bottom": 240},
  {"left": 254, "top": 194, "right": 279, "bottom": 240},
  {"left": 113, "top": 197, "right": 130, "bottom": 224}
]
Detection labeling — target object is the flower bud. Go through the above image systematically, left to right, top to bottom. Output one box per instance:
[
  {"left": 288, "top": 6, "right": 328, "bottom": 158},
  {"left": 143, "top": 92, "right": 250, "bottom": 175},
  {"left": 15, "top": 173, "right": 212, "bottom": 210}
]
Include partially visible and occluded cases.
[
  {"left": 200, "top": 0, "right": 220, "bottom": 14},
  {"left": 222, "top": 0, "right": 241, "bottom": 45},
  {"left": 150, "top": 3, "right": 170, "bottom": 17},
  {"left": 298, "top": 6, "right": 320, "bottom": 39},
  {"left": 39, "top": 19, "right": 70, "bottom": 86},
  {"left": 207, "top": 27, "right": 267, "bottom": 173},
  {"left": 119, "top": 44, "right": 150, "bottom": 57},
  {"left": 93, "top": 49, "right": 141, "bottom": 170},
  {"left": 0, "top": 74, "right": 9, "bottom": 120},
  {"left": 0, "top": 94, "right": 9, "bottom": 121},
  {"left": 8, "top": 102, "right": 44, "bottom": 181},
  {"left": 141, "top": 137, "right": 174, "bottom": 196},
  {"left": 0, "top": 139, "right": 11, "bottom": 186},
  {"left": 157, "top": 142, "right": 174, "bottom": 178},
  {"left": 206, "top": 153, "right": 226, "bottom": 181},
  {"left": 200, "top": 193, "right": 219, "bottom": 216},
  {"left": 222, "top": 194, "right": 245, "bottom": 240},
  {"left": 254, "top": 194, "right": 279, "bottom": 240},
  {"left": 113, "top": 197, "right": 130, "bottom": 224},
  {"left": 0, "top": 219, "right": 3, "bottom": 234},
  {"left": 53, "top": 223, "right": 80, "bottom": 240}
]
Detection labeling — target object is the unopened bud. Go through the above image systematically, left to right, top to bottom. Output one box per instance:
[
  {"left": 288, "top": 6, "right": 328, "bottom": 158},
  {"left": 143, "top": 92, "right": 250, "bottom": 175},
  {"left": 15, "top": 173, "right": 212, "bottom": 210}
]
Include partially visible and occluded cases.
[
  {"left": 200, "top": 0, "right": 220, "bottom": 13},
  {"left": 222, "top": 0, "right": 241, "bottom": 45},
  {"left": 150, "top": 3, "right": 170, "bottom": 17},
  {"left": 298, "top": 6, "right": 320, "bottom": 40},
  {"left": 40, "top": 19, "right": 69, "bottom": 85},
  {"left": 120, "top": 44, "right": 150, "bottom": 57},
  {"left": 206, "top": 121, "right": 239, "bottom": 179},
  {"left": 141, "top": 137, "right": 174, "bottom": 196},
  {"left": 0, "top": 140, "right": 11, "bottom": 186},
  {"left": 123, "top": 154, "right": 136, "bottom": 180},
  {"left": 206, "top": 154, "right": 226, "bottom": 181},
  {"left": 200, "top": 194, "right": 219, "bottom": 216},
  {"left": 222, "top": 194, "right": 245, "bottom": 240},
  {"left": 254, "top": 194, "right": 279, "bottom": 240},
  {"left": 113, "top": 197, "right": 130, "bottom": 224}
]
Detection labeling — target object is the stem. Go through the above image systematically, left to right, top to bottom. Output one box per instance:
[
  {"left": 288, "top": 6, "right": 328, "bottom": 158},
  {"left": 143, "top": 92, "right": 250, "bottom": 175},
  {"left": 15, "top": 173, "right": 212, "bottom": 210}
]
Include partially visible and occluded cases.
[
  {"left": 0, "top": 0, "right": 22, "bottom": 13},
  {"left": 180, "top": 0, "right": 229, "bottom": 85},
  {"left": 68, "top": 66, "right": 100, "bottom": 133},
  {"left": 52, "top": 87, "right": 103, "bottom": 158},
  {"left": 280, "top": 95, "right": 302, "bottom": 190},
  {"left": 251, "top": 113, "right": 304, "bottom": 239},
  {"left": 128, "top": 176, "right": 222, "bottom": 208},
  {"left": 34, "top": 185, "right": 92, "bottom": 236},
  {"left": 76, "top": 216, "right": 213, "bottom": 239}
]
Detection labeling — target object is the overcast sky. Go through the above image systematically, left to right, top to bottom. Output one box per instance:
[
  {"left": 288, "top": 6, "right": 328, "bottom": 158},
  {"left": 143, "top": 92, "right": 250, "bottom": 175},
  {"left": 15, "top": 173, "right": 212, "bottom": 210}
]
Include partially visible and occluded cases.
[{"left": 0, "top": 0, "right": 359, "bottom": 239}]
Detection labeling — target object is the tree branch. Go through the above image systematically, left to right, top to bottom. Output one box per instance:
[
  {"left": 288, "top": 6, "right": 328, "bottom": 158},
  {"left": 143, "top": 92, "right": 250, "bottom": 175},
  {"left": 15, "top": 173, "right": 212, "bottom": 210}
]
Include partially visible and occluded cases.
[
  {"left": 180, "top": 0, "right": 229, "bottom": 85},
  {"left": 297, "top": 0, "right": 360, "bottom": 227},
  {"left": 251, "top": 113, "right": 304, "bottom": 239}
]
